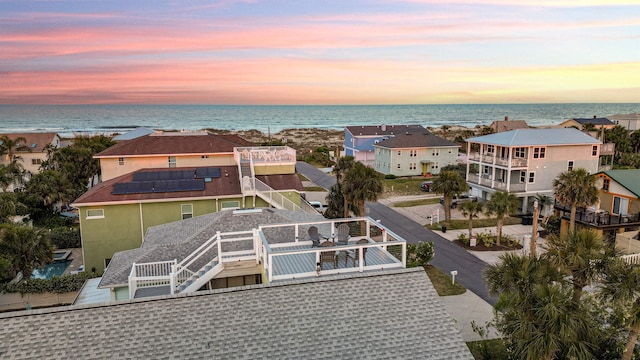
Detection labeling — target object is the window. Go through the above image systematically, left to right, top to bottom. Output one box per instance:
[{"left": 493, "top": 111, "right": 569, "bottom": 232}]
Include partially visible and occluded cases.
[
  {"left": 486, "top": 145, "right": 495, "bottom": 154},
  {"left": 592, "top": 146, "right": 598, "bottom": 156},
  {"left": 514, "top": 147, "right": 526, "bottom": 158},
  {"left": 533, "top": 147, "right": 546, "bottom": 159},
  {"left": 448, "top": 149, "right": 452, "bottom": 153},
  {"left": 397, "top": 150, "right": 402, "bottom": 156},
  {"left": 410, "top": 150, "right": 417, "bottom": 157},
  {"left": 432, "top": 150, "right": 439, "bottom": 156},
  {"left": 201, "top": 155, "right": 209, "bottom": 159},
  {"left": 168, "top": 156, "right": 176, "bottom": 168},
  {"left": 118, "top": 157, "right": 124, "bottom": 166},
  {"left": 31, "top": 158, "right": 41, "bottom": 165},
  {"left": 567, "top": 161, "right": 574, "bottom": 171},
  {"left": 433, "top": 162, "right": 439, "bottom": 169},
  {"left": 397, "top": 163, "right": 401, "bottom": 169},
  {"left": 409, "top": 163, "right": 416, "bottom": 170},
  {"left": 483, "top": 166, "right": 490, "bottom": 175},
  {"left": 519, "top": 171, "right": 526, "bottom": 183},
  {"left": 528, "top": 172, "right": 535, "bottom": 183},
  {"left": 602, "top": 178, "right": 610, "bottom": 191},
  {"left": 612, "top": 196, "right": 629, "bottom": 215},
  {"left": 221, "top": 200, "right": 240, "bottom": 210},
  {"left": 181, "top": 204, "right": 193, "bottom": 219},
  {"left": 86, "top": 209, "right": 104, "bottom": 219},
  {"left": 105, "top": 258, "right": 111, "bottom": 269}
]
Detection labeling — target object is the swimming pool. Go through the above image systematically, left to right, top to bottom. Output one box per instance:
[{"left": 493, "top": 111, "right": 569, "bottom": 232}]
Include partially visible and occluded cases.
[{"left": 31, "top": 260, "right": 72, "bottom": 279}]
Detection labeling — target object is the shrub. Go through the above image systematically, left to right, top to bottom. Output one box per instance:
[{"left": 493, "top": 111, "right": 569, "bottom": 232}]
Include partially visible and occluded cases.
[
  {"left": 384, "top": 174, "right": 396, "bottom": 179},
  {"left": 543, "top": 215, "right": 561, "bottom": 237},
  {"left": 49, "top": 227, "right": 81, "bottom": 249},
  {"left": 476, "top": 231, "right": 495, "bottom": 248},
  {"left": 457, "top": 233, "right": 470, "bottom": 246},
  {"left": 415, "top": 241, "right": 435, "bottom": 265},
  {"left": 0, "top": 271, "right": 96, "bottom": 294}
]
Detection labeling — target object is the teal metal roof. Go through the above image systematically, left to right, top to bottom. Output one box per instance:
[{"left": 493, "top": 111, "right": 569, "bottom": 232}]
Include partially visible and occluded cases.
[
  {"left": 467, "top": 128, "right": 601, "bottom": 146},
  {"left": 600, "top": 170, "right": 640, "bottom": 198}
]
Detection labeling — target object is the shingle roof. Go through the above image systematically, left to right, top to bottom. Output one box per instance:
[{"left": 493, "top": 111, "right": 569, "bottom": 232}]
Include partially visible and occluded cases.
[
  {"left": 571, "top": 117, "right": 614, "bottom": 126},
  {"left": 489, "top": 120, "right": 529, "bottom": 132},
  {"left": 345, "top": 124, "right": 426, "bottom": 136},
  {"left": 467, "top": 128, "right": 601, "bottom": 146},
  {"left": 374, "top": 131, "right": 458, "bottom": 149},
  {"left": 0, "top": 132, "right": 59, "bottom": 153},
  {"left": 96, "top": 132, "right": 253, "bottom": 157},
  {"left": 72, "top": 166, "right": 242, "bottom": 206},
  {"left": 599, "top": 170, "right": 640, "bottom": 198},
  {"left": 100, "top": 208, "right": 326, "bottom": 288},
  {"left": 0, "top": 268, "right": 473, "bottom": 359}
]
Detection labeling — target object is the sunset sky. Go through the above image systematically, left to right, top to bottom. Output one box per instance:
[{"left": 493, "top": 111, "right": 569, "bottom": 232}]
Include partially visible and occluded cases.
[{"left": 2, "top": 0, "right": 639, "bottom": 105}]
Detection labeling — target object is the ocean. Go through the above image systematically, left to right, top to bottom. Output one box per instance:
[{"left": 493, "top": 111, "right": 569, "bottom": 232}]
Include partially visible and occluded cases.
[{"left": 1, "top": 104, "right": 638, "bottom": 137}]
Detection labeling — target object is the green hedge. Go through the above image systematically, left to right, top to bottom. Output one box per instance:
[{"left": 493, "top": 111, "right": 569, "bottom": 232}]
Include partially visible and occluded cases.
[
  {"left": 49, "top": 226, "right": 81, "bottom": 249},
  {"left": 0, "top": 272, "right": 96, "bottom": 294}
]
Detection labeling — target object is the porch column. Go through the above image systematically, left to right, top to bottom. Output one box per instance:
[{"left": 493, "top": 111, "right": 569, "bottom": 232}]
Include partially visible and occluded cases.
[{"left": 506, "top": 147, "right": 512, "bottom": 192}]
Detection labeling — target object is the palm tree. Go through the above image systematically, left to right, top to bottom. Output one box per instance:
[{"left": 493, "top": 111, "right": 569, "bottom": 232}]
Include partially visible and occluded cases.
[
  {"left": 0, "top": 135, "right": 27, "bottom": 161},
  {"left": 333, "top": 156, "right": 355, "bottom": 217},
  {"left": 0, "top": 160, "right": 27, "bottom": 192},
  {"left": 342, "top": 162, "right": 383, "bottom": 231},
  {"left": 553, "top": 168, "right": 598, "bottom": 232},
  {"left": 24, "top": 170, "right": 74, "bottom": 211},
  {"left": 431, "top": 170, "right": 468, "bottom": 222},
  {"left": 485, "top": 191, "right": 519, "bottom": 246},
  {"left": 534, "top": 193, "right": 553, "bottom": 217},
  {"left": 459, "top": 201, "right": 483, "bottom": 240},
  {"left": 0, "top": 224, "right": 54, "bottom": 279},
  {"left": 544, "top": 229, "right": 612, "bottom": 302},
  {"left": 599, "top": 259, "right": 640, "bottom": 360}
]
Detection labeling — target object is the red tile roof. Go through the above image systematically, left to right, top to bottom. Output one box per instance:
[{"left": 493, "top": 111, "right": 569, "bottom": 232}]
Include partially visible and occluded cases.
[
  {"left": 0, "top": 132, "right": 60, "bottom": 153},
  {"left": 95, "top": 132, "right": 253, "bottom": 158},
  {"left": 73, "top": 166, "right": 242, "bottom": 205}
]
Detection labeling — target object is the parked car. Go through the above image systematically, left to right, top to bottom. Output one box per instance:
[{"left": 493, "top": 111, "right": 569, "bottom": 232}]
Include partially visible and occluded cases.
[
  {"left": 421, "top": 181, "right": 432, "bottom": 192},
  {"left": 439, "top": 194, "right": 478, "bottom": 208},
  {"left": 309, "top": 201, "right": 327, "bottom": 214}
]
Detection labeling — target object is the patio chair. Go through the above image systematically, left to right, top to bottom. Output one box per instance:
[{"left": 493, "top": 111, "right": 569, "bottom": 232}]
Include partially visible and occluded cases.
[
  {"left": 335, "top": 223, "right": 350, "bottom": 246},
  {"left": 308, "top": 226, "right": 327, "bottom": 247},
  {"left": 346, "top": 238, "right": 369, "bottom": 266},
  {"left": 319, "top": 241, "right": 337, "bottom": 269}
]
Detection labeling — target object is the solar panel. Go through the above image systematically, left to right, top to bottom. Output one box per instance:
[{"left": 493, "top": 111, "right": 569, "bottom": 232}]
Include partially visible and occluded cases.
[
  {"left": 195, "top": 167, "right": 221, "bottom": 179},
  {"left": 133, "top": 170, "right": 195, "bottom": 182},
  {"left": 152, "top": 179, "right": 205, "bottom": 193},
  {"left": 113, "top": 181, "right": 156, "bottom": 194}
]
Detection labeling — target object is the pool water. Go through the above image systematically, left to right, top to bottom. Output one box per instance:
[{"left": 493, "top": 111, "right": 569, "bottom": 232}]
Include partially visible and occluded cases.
[{"left": 31, "top": 260, "right": 72, "bottom": 279}]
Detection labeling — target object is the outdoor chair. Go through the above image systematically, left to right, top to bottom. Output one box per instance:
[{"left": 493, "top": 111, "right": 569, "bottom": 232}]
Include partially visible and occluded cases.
[
  {"left": 335, "top": 223, "right": 350, "bottom": 246},
  {"left": 308, "top": 226, "right": 327, "bottom": 247},
  {"left": 346, "top": 238, "right": 369, "bottom": 266},
  {"left": 319, "top": 241, "right": 337, "bottom": 269}
]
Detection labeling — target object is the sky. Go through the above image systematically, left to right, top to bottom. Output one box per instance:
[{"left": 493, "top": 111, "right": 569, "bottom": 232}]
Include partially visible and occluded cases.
[{"left": 1, "top": 0, "right": 639, "bottom": 105}]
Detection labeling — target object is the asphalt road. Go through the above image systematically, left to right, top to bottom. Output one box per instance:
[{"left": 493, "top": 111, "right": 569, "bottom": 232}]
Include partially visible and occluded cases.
[{"left": 296, "top": 161, "right": 497, "bottom": 305}]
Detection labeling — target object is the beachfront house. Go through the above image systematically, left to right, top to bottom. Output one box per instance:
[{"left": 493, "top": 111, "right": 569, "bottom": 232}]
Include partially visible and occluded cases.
[
  {"left": 609, "top": 113, "right": 640, "bottom": 131},
  {"left": 488, "top": 116, "right": 529, "bottom": 133},
  {"left": 558, "top": 116, "right": 616, "bottom": 130},
  {"left": 344, "top": 125, "right": 425, "bottom": 166},
  {"left": 465, "top": 128, "right": 602, "bottom": 212},
  {"left": 373, "top": 131, "right": 459, "bottom": 176},
  {"left": 0, "top": 132, "right": 62, "bottom": 191},
  {"left": 74, "top": 132, "right": 309, "bottom": 273},
  {"left": 554, "top": 169, "right": 640, "bottom": 248},
  {"left": 0, "top": 266, "right": 472, "bottom": 359}
]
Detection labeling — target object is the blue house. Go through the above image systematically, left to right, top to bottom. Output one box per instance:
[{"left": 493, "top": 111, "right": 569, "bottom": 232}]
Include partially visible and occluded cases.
[{"left": 344, "top": 125, "right": 425, "bottom": 166}]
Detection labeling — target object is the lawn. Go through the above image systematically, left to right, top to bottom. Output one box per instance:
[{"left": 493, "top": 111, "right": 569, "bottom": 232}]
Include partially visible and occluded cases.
[
  {"left": 382, "top": 177, "right": 431, "bottom": 196},
  {"left": 303, "top": 186, "right": 326, "bottom": 192},
  {"left": 393, "top": 198, "right": 440, "bottom": 207},
  {"left": 426, "top": 217, "right": 522, "bottom": 230},
  {"left": 424, "top": 265, "right": 466, "bottom": 296}
]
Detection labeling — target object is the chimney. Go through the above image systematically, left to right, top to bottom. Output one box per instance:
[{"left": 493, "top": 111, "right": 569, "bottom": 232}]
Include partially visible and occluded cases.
[
  {"left": 593, "top": 115, "right": 597, "bottom": 119},
  {"left": 504, "top": 116, "right": 508, "bottom": 121}
]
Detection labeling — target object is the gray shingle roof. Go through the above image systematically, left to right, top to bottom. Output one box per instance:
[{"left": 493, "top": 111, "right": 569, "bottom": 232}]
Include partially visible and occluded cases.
[
  {"left": 467, "top": 128, "right": 601, "bottom": 146},
  {"left": 374, "top": 131, "right": 458, "bottom": 149},
  {"left": 100, "top": 209, "right": 327, "bottom": 288},
  {"left": 0, "top": 268, "right": 473, "bottom": 359}
]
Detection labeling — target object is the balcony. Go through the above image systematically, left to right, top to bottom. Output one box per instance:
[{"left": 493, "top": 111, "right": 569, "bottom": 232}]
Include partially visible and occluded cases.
[
  {"left": 235, "top": 146, "right": 296, "bottom": 166},
  {"left": 468, "top": 152, "right": 528, "bottom": 168},
  {"left": 467, "top": 174, "right": 526, "bottom": 193},
  {"left": 554, "top": 203, "right": 640, "bottom": 228},
  {"left": 128, "top": 217, "right": 407, "bottom": 298}
]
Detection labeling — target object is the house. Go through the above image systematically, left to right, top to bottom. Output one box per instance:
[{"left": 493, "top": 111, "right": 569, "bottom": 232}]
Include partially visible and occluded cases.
[
  {"left": 608, "top": 113, "right": 640, "bottom": 131},
  {"left": 488, "top": 116, "right": 529, "bottom": 133},
  {"left": 558, "top": 116, "right": 616, "bottom": 130},
  {"left": 344, "top": 124, "right": 425, "bottom": 166},
  {"left": 112, "top": 127, "right": 155, "bottom": 141},
  {"left": 466, "top": 128, "right": 601, "bottom": 212},
  {"left": 95, "top": 131, "right": 254, "bottom": 181},
  {"left": 373, "top": 131, "right": 459, "bottom": 176},
  {"left": 0, "top": 132, "right": 62, "bottom": 189},
  {"left": 74, "top": 133, "right": 306, "bottom": 273},
  {"left": 554, "top": 170, "right": 640, "bottom": 246},
  {"left": 99, "top": 209, "right": 407, "bottom": 301},
  {"left": 0, "top": 268, "right": 473, "bottom": 359}
]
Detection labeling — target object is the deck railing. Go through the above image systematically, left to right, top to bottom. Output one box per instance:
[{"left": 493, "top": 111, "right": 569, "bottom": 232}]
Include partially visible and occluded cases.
[
  {"left": 235, "top": 146, "right": 296, "bottom": 165},
  {"left": 554, "top": 202, "right": 640, "bottom": 227},
  {"left": 622, "top": 253, "right": 640, "bottom": 265},
  {"left": 128, "top": 260, "right": 176, "bottom": 299}
]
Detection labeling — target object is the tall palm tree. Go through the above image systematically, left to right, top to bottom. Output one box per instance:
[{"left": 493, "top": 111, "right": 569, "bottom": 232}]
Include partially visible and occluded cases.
[
  {"left": 0, "top": 135, "right": 27, "bottom": 161},
  {"left": 333, "top": 156, "right": 355, "bottom": 217},
  {"left": 342, "top": 162, "right": 383, "bottom": 231},
  {"left": 553, "top": 168, "right": 598, "bottom": 232},
  {"left": 431, "top": 170, "right": 468, "bottom": 222},
  {"left": 485, "top": 191, "right": 519, "bottom": 246},
  {"left": 535, "top": 193, "right": 553, "bottom": 217},
  {"left": 459, "top": 201, "right": 483, "bottom": 240},
  {"left": 0, "top": 224, "right": 54, "bottom": 279},
  {"left": 544, "top": 229, "right": 613, "bottom": 302},
  {"left": 599, "top": 259, "right": 640, "bottom": 360}
]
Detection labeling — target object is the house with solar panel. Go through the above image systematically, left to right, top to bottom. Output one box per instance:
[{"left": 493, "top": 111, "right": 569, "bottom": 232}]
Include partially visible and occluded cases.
[
  {"left": 344, "top": 125, "right": 425, "bottom": 166},
  {"left": 465, "top": 128, "right": 603, "bottom": 213},
  {"left": 373, "top": 130, "right": 459, "bottom": 176},
  {"left": 73, "top": 131, "right": 310, "bottom": 273},
  {"left": 0, "top": 132, "right": 62, "bottom": 190}
]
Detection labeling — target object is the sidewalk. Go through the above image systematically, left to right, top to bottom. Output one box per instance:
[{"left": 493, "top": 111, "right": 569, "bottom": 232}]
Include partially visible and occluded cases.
[{"left": 440, "top": 291, "right": 500, "bottom": 341}]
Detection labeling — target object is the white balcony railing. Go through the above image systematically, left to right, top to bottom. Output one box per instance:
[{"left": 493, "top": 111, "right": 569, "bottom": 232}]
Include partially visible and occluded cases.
[
  {"left": 236, "top": 146, "right": 296, "bottom": 165},
  {"left": 468, "top": 152, "right": 528, "bottom": 167}
]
